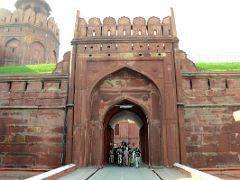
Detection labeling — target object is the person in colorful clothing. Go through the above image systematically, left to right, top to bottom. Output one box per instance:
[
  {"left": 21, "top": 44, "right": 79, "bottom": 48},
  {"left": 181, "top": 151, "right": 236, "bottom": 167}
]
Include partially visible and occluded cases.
[
  {"left": 117, "top": 146, "right": 123, "bottom": 166},
  {"left": 109, "top": 147, "right": 114, "bottom": 164},
  {"left": 123, "top": 147, "right": 128, "bottom": 166},
  {"left": 128, "top": 148, "right": 133, "bottom": 167},
  {"left": 135, "top": 148, "right": 141, "bottom": 168}
]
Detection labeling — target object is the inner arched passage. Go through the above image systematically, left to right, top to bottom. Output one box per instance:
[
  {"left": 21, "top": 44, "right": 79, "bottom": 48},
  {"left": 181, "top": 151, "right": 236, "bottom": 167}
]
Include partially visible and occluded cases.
[{"left": 103, "top": 100, "right": 149, "bottom": 165}]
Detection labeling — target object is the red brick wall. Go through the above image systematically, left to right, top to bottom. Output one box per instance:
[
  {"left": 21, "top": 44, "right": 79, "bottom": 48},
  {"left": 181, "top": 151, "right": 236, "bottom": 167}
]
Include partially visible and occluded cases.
[
  {"left": 182, "top": 73, "right": 240, "bottom": 168},
  {"left": 0, "top": 75, "right": 68, "bottom": 169},
  {"left": 114, "top": 120, "right": 139, "bottom": 147}
]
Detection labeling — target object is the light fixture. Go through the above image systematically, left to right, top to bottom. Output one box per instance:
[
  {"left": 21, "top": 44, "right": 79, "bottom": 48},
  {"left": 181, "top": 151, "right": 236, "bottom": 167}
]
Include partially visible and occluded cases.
[{"left": 115, "top": 105, "right": 134, "bottom": 109}]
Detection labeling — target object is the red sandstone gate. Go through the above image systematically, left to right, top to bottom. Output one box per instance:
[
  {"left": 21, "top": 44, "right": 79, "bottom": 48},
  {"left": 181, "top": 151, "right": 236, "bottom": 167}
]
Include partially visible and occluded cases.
[{"left": 65, "top": 12, "right": 186, "bottom": 167}]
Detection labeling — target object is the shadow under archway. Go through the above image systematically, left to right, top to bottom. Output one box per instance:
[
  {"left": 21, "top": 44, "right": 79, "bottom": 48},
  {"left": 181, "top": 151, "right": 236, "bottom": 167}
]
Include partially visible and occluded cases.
[{"left": 103, "top": 100, "right": 149, "bottom": 165}]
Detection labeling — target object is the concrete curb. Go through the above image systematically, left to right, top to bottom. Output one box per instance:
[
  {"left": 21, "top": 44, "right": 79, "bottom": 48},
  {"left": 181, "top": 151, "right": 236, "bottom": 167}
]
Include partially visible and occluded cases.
[
  {"left": 174, "top": 163, "right": 223, "bottom": 180},
  {"left": 24, "top": 164, "right": 76, "bottom": 180}
]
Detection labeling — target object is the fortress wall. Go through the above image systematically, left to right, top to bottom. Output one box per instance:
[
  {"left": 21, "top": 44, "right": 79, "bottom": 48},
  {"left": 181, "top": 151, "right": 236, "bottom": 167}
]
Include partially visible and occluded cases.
[
  {"left": 182, "top": 73, "right": 240, "bottom": 168},
  {"left": 0, "top": 75, "right": 68, "bottom": 169}
]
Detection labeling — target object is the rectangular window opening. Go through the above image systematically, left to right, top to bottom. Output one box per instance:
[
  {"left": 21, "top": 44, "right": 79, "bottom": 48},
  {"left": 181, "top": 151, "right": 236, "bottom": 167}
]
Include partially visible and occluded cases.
[
  {"left": 93, "top": 30, "right": 96, "bottom": 37},
  {"left": 190, "top": 79, "right": 193, "bottom": 90},
  {"left": 208, "top": 79, "right": 211, "bottom": 90},
  {"left": 225, "top": 79, "right": 229, "bottom": 89},
  {"left": 8, "top": 82, "right": 12, "bottom": 92},
  {"left": 25, "top": 82, "right": 28, "bottom": 91},
  {"left": 115, "top": 124, "right": 119, "bottom": 135}
]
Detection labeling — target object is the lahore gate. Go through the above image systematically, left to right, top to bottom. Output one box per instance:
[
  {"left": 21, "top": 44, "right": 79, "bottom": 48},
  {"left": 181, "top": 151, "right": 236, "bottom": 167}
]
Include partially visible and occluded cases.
[
  {"left": 0, "top": 0, "right": 240, "bottom": 170},
  {"left": 64, "top": 10, "right": 187, "bottom": 167}
]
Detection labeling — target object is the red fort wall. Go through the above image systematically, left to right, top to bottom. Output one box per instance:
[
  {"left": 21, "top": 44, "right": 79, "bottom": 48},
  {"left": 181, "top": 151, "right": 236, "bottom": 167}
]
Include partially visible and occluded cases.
[
  {"left": 178, "top": 52, "right": 240, "bottom": 168},
  {"left": 0, "top": 75, "right": 68, "bottom": 169}
]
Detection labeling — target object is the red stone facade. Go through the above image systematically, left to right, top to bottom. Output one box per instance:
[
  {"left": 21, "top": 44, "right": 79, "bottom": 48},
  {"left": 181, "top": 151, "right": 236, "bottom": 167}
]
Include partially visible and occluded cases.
[
  {"left": 0, "top": 0, "right": 59, "bottom": 66},
  {"left": 0, "top": 9, "right": 240, "bottom": 170},
  {"left": 65, "top": 12, "right": 185, "bottom": 167},
  {"left": 182, "top": 72, "right": 240, "bottom": 167},
  {"left": 0, "top": 75, "right": 68, "bottom": 168},
  {"left": 113, "top": 120, "right": 140, "bottom": 148}
]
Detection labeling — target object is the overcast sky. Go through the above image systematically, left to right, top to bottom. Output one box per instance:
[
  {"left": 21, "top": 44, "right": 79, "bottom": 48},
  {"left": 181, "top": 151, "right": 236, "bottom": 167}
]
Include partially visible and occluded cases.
[{"left": 1, "top": 0, "right": 240, "bottom": 62}]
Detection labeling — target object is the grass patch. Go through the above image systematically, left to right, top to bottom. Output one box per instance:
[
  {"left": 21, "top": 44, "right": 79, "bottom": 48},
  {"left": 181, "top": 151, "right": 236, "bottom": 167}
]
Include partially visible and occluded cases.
[
  {"left": 195, "top": 62, "right": 240, "bottom": 71},
  {"left": 0, "top": 63, "right": 239, "bottom": 74},
  {"left": 0, "top": 64, "right": 56, "bottom": 74}
]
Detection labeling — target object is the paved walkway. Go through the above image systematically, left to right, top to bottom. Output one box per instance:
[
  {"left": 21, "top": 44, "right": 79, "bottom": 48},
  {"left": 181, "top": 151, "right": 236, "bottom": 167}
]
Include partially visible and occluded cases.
[
  {"left": 60, "top": 166, "right": 193, "bottom": 180},
  {"left": 89, "top": 166, "right": 159, "bottom": 180},
  {"left": 59, "top": 167, "right": 98, "bottom": 180},
  {"left": 153, "top": 168, "right": 193, "bottom": 180}
]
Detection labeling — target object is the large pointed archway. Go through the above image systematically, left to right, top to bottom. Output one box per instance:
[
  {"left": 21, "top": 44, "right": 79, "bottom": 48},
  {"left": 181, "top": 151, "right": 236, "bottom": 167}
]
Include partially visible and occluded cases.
[
  {"left": 88, "top": 68, "right": 163, "bottom": 166},
  {"left": 103, "top": 100, "right": 149, "bottom": 165}
]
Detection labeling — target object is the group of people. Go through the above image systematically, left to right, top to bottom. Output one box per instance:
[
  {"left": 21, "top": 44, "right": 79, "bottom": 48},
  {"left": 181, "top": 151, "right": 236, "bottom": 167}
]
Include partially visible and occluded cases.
[{"left": 109, "top": 142, "right": 141, "bottom": 168}]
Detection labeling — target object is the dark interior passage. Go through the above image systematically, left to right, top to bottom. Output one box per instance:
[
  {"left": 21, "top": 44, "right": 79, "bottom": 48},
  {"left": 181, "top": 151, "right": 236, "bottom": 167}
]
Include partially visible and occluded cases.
[{"left": 103, "top": 100, "right": 149, "bottom": 165}]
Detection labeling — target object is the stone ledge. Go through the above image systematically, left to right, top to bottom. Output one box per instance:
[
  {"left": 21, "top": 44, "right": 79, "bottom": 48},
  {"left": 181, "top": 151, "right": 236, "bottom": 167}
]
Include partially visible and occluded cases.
[
  {"left": 72, "top": 36, "right": 178, "bottom": 45},
  {"left": 182, "top": 72, "right": 240, "bottom": 78},
  {"left": 0, "top": 74, "right": 68, "bottom": 82},
  {"left": 184, "top": 104, "right": 240, "bottom": 108},
  {"left": 0, "top": 106, "right": 66, "bottom": 109},
  {"left": 174, "top": 163, "right": 223, "bottom": 180},
  {"left": 25, "top": 164, "right": 76, "bottom": 180}
]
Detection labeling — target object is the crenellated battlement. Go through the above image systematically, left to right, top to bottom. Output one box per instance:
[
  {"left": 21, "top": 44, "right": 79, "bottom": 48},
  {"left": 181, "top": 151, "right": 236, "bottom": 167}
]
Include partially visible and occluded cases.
[
  {"left": 0, "top": 8, "right": 59, "bottom": 38},
  {"left": 74, "top": 9, "right": 177, "bottom": 39},
  {"left": 72, "top": 10, "right": 178, "bottom": 61},
  {"left": 182, "top": 72, "right": 240, "bottom": 91}
]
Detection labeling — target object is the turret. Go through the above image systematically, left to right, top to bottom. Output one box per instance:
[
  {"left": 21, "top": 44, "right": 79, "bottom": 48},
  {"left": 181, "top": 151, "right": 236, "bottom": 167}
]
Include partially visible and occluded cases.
[
  {"left": 0, "top": 0, "right": 59, "bottom": 66},
  {"left": 15, "top": 0, "right": 51, "bottom": 16}
]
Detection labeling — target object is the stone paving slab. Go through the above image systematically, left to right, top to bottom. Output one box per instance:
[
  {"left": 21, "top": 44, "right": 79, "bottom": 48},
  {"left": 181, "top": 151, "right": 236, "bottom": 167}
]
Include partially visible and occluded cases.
[
  {"left": 89, "top": 166, "right": 159, "bottom": 180},
  {"left": 58, "top": 167, "right": 98, "bottom": 180},
  {"left": 153, "top": 168, "right": 193, "bottom": 180}
]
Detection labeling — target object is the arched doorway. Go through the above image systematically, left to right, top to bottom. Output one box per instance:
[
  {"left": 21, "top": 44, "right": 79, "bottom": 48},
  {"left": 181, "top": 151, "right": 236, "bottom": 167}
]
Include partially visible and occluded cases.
[
  {"left": 4, "top": 38, "right": 21, "bottom": 65},
  {"left": 29, "top": 42, "right": 45, "bottom": 64},
  {"left": 88, "top": 68, "right": 163, "bottom": 167},
  {"left": 103, "top": 100, "right": 149, "bottom": 165}
]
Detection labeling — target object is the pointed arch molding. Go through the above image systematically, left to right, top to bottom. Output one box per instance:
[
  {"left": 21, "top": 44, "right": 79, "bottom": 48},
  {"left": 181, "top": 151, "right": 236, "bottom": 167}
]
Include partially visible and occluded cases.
[
  {"left": 4, "top": 38, "right": 21, "bottom": 60},
  {"left": 89, "top": 65, "right": 162, "bottom": 99},
  {"left": 86, "top": 66, "right": 163, "bottom": 166},
  {"left": 89, "top": 67, "right": 162, "bottom": 122},
  {"left": 101, "top": 96, "right": 151, "bottom": 125}
]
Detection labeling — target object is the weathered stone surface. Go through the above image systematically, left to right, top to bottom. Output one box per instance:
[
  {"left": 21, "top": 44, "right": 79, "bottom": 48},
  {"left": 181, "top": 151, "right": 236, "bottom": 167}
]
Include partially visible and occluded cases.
[
  {"left": 0, "top": 0, "right": 59, "bottom": 66},
  {"left": 1, "top": 11, "right": 240, "bottom": 170},
  {"left": 66, "top": 14, "right": 183, "bottom": 168},
  {"left": 182, "top": 72, "right": 240, "bottom": 168},
  {"left": 0, "top": 75, "right": 67, "bottom": 169}
]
